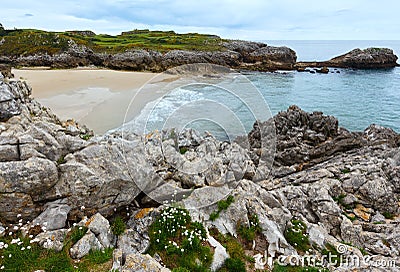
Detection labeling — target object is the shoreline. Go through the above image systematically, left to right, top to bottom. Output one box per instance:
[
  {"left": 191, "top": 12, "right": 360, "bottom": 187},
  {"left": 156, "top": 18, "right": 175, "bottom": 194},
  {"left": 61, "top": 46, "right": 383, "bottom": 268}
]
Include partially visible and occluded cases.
[
  {"left": 13, "top": 68, "right": 166, "bottom": 134},
  {"left": 13, "top": 68, "right": 158, "bottom": 96}
]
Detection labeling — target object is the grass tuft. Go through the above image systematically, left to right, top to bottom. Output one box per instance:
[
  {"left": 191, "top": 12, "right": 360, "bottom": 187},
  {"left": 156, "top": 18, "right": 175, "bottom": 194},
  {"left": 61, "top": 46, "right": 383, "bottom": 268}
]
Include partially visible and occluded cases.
[
  {"left": 209, "top": 195, "right": 234, "bottom": 221},
  {"left": 111, "top": 216, "right": 126, "bottom": 236},
  {"left": 284, "top": 219, "right": 311, "bottom": 253}
]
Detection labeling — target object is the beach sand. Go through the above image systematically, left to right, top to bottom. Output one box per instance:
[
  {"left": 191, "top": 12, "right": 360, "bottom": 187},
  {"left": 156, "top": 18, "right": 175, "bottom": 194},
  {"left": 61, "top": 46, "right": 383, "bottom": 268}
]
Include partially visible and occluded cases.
[{"left": 13, "top": 68, "right": 171, "bottom": 134}]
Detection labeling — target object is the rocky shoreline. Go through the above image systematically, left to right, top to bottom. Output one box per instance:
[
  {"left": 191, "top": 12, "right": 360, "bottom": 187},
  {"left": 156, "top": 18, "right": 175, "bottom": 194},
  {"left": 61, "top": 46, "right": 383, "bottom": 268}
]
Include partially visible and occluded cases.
[
  {"left": 0, "top": 39, "right": 398, "bottom": 73},
  {"left": 0, "top": 71, "right": 399, "bottom": 271}
]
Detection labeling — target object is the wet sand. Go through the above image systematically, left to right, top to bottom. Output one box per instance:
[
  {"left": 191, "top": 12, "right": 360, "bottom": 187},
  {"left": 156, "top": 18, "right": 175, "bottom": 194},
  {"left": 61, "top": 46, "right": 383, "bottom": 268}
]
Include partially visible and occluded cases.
[{"left": 12, "top": 68, "right": 169, "bottom": 134}]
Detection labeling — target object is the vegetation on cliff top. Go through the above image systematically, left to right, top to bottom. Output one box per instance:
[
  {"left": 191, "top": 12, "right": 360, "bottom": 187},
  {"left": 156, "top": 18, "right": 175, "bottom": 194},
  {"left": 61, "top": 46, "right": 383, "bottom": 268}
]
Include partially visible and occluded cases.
[{"left": 0, "top": 26, "right": 224, "bottom": 56}]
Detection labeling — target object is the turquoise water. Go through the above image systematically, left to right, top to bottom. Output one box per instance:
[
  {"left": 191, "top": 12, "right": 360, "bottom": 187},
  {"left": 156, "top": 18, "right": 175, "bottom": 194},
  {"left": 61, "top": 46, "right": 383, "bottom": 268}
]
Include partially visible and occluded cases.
[
  {"left": 129, "top": 41, "right": 400, "bottom": 137},
  {"left": 246, "top": 67, "right": 400, "bottom": 133}
]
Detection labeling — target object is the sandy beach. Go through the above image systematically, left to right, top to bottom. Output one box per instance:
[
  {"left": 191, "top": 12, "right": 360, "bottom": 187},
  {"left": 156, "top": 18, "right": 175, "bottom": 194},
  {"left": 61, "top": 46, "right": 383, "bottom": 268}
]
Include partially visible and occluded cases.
[{"left": 13, "top": 68, "right": 170, "bottom": 134}]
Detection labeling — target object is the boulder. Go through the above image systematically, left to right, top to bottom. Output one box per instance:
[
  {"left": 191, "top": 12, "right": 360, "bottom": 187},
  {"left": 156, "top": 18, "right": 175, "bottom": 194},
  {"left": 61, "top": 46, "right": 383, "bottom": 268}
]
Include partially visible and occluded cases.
[
  {"left": 0, "top": 64, "right": 13, "bottom": 78},
  {"left": 315, "top": 66, "right": 329, "bottom": 73},
  {"left": 32, "top": 199, "right": 71, "bottom": 231},
  {"left": 85, "top": 213, "right": 116, "bottom": 248},
  {"left": 35, "top": 229, "right": 68, "bottom": 252},
  {"left": 69, "top": 230, "right": 103, "bottom": 259},
  {"left": 208, "top": 235, "right": 229, "bottom": 272},
  {"left": 112, "top": 250, "right": 170, "bottom": 272}
]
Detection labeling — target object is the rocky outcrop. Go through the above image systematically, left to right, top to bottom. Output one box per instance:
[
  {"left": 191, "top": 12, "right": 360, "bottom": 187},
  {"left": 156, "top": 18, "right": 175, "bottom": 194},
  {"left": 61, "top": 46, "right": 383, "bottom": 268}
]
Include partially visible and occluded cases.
[
  {"left": 0, "top": 39, "right": 296, "bottom": 72},
  {"left": 245, "top": 46, "right": 297, "bottom": 70},
  {"left": 296, "top": 47, "right": 399, "bottom": 70},
  {"left": 328, "top": 48, "right": 398, "bottom": 69},
  {"left": 0, "top": 64, "right": 12, "bottom": 78},
  {"left": 0, "top": 78, "right": 256, "bottom": 222},
  {"left": 1, "top": 78, "right": 400, "bottom": 271},
  {"left": 247, "top": 105, "right": 399, "bottom": 178}
]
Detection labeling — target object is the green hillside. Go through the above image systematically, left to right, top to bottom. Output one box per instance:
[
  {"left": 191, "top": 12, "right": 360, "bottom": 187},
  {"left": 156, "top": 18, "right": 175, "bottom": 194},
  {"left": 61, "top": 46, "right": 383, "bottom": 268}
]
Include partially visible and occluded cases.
[{"left": 0, "top": 26, "right": 224, "bottom": 56}]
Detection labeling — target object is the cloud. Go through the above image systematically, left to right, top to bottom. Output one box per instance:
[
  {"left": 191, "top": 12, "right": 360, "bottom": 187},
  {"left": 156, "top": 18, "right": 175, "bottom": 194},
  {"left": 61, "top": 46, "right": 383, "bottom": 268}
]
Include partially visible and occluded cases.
[{"left": 0, "top": 0, "right": 399, "bottom": 40}]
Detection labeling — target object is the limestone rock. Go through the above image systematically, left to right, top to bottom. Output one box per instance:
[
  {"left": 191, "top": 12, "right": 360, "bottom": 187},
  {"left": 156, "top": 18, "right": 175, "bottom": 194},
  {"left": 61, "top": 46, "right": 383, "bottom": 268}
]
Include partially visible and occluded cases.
[
  {"left": 328, "top": 48, "right": 398, "bottom": 69},
  {"left": 32, "top": 199, "right": 71, "bottom": 231},
  {"left": 117, "top": 208, "right": 156, "bottom": 254},
  {"left": 85, "top": 213, "right": 116, "bottom": 248},
  {"left": 35, "top": 229, "right": 68, "bottom": 252},
  {"left": 69, "top": 230, "right": 103, "bottom": 259},
  {"left": 208, "top": 235, "right": 229, "bottom": 272},
  {"left": 112, "top": 250, "right": 170, "bottom": 272}
]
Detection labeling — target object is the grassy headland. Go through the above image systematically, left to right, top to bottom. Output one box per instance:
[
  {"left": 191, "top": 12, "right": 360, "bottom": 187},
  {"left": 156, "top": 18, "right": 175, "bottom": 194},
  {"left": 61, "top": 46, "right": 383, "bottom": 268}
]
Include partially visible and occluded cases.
[{"left": 0, "top": 26, "right": 224, "bottom": 56}]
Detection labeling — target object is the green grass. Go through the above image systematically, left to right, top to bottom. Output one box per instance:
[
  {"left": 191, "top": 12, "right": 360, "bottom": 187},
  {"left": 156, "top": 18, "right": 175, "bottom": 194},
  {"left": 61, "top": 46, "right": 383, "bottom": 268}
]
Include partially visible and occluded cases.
[
  {"left": 0, "top": 27, "right": 224, "bottom": 57},
  {"left": 80, "top": 134, "right": 92, "bottom": 141},
  {"left": 57, "top": 155, "right": 66, "bottom": 165},
  {"left": 340, "top": 168, "right": 350, "bottom": 174},
  {"left": 333, "top": 194, "right": 356, "bottom": 210},
  {"left": 209, "top": 195, "right": 235, "bottom": 221},
  {"left": 147, "top": 207, "right": 212, "bottom": 271},
  {"left": 382, "top": 211, "right": 395, "bottom": 219},
  {"left": 344, "top": 213, "right": 357, "bottom": 221},
  {"left": 237, "top": 214, "right": 262, "bottom": 242},
  {"left": 111, "top": 216, "right": 126, "bottom": 236},
  {"left": 284, "top": 219, "right": 311, "bottom": 252},
  {"left": 66, "top": 226, "right": 88, "bottom": 245},
  {"left": 0, "top": 228, "right": 113, "bottom": 272},
  {"left": 209, "top": 228, "right": 254, "bottom": 272},
  {"left": 85, "top": 247, "right": 114, "bottom": 264},
  {"left": 220, "top": 258, "right": 246, "bottom": 272},
  {"left": 172, "top": 268, "right": 191, "bottom": 272}
]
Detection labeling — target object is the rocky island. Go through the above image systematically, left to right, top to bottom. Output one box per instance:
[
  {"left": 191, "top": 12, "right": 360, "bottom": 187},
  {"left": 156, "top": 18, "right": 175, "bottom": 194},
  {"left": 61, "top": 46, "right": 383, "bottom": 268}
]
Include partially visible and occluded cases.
[
  {"left": 297, "top": 47, "right": 399, "bottom": 70},
  {"left": 0, "top": 60, "right": 399, "bottom": 271}
]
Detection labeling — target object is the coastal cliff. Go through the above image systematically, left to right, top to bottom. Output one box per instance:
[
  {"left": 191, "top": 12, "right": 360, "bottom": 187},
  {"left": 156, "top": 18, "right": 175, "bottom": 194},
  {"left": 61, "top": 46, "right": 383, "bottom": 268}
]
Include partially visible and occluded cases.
[
  {"left": 1, "top": 27, "right": 398, "bottom": 72},
  {"left": 0, "top": 40, "right": 297, "bottom": 72},
  {"left": 0, "top": 74, "right": 399, "bottom": 271}
]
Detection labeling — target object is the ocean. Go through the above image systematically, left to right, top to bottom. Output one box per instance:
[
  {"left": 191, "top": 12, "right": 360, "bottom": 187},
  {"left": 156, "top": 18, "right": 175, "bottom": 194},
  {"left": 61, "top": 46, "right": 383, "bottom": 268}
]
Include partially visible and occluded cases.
[{"left": 125, "top": 40, "right": 400, "bottom": 139}]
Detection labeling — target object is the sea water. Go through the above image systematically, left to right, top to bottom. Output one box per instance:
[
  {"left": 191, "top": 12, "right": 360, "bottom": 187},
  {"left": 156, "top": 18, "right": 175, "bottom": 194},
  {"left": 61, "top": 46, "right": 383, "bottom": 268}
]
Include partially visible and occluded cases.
[{"left": 126, "top": 41, "right": 400, "bottom": 139}]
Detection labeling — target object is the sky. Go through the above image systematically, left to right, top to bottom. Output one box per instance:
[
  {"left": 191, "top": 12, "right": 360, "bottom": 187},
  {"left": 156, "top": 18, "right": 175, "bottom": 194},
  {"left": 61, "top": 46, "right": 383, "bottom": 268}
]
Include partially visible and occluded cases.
[{"left": 1, "top": 0, "right": 399, "bottom": 40}]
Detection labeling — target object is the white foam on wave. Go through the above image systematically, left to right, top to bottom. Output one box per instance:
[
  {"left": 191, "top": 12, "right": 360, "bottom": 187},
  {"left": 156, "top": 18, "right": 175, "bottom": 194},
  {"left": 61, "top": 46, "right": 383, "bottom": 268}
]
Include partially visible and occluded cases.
[{"left": 117, "top": 87, "right": 204, "bottom": 134}]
